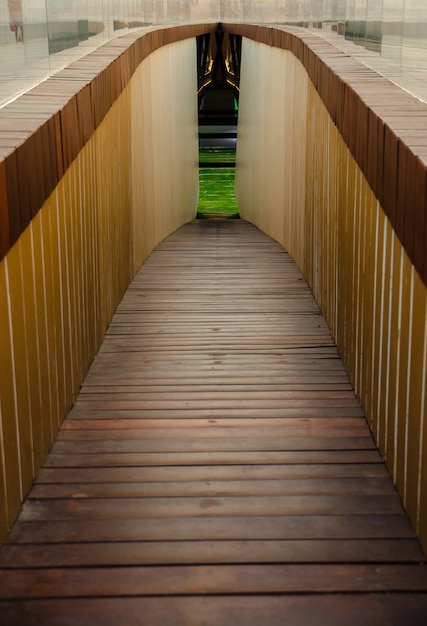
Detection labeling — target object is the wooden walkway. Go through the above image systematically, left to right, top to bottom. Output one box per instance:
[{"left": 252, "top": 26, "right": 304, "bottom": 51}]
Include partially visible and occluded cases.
[{"left": 1, "top": 219, "right": 426, "bottom": 624}]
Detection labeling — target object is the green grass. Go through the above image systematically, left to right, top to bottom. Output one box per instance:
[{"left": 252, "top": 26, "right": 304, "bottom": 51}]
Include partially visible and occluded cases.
[
  {"left": 197, "top": 145, "right": 239, "bottom": 219},
  {"left": 199, "top": 146, "right": 236, "bottom": 164},
  {"left": 197, "top": 168, "right": 239, "bottom": 219}
]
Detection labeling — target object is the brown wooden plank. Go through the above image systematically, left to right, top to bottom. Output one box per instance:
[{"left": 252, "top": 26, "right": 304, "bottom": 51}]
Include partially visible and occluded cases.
[
  {"left": 87, "top": 351, "right": 345, "bottom": 363},
  {"left": 79, "top": 381, "right": 354, "bottom": 392},
  {"left": 75, "top": 390, "right": 359, "bottom": 401},
  {"left": 72, "top": 398, "right": 364, "bottom": 411},
  {"left": 65, "top": 406, "right": 367, "bottom": 419},
  {"left": 57, "top": 416, "right": 369, "bottom": 434},
  {"left": 53, "top": 427, "right": 372, "bottom": 441},
  {"left": 48, "top": 436, "right": 376, "bottom": 454},
  {"left": 42, "top": 449, "right": 384, "bottom": 467},
  {"left": 35, "top": 462, "right": 390, "bottom": 483},
  {"left": 28, "top": 476, "right": 397, "bottom": 499},
  {"left": 17, "top": 494, "right": 404, "bottom": 521},
  {"left": 6, "top": 514, "right": 416, "bottom": 544},
  {"left": 0, "top": 538, "right": 423, "bottom": 568},
  {"left": 1, "top": 563, "right": 427, "bottom": 599},
  {"left": 2, "top": 594, "right": 427, "bottom": 626}
]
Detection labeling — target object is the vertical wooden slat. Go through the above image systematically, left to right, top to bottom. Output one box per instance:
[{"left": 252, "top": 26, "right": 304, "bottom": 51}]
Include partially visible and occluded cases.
[
  {"left": 303, "top": 81, "right": 314, "bottom": 287},
  {"left": 54, "top": 112, "right": 64, "bottom": 181},
  {"left": 39, "top": 121, "right": 53, "bottom": 201},
  {"left": 382, "top": 126, "right": 398, "bottom": 231},
  {"left": 404, "top": 149, "right": 417, "bottom": 264},
  {"left": 5, "top": 151, "right": 22, "bottom": 247},
  {"left": 76, "top": 151, "right": 89, "bottom": 377},
  {"left": 413, "top": 158, "right": 426, "bottom": 275},
  {"left": 67, "top": 159, "right": 83, "bottom": 388},
  {"left": 0, "top": 161, "right": 10, "bottom": 260},
  {"left": 353, "top": 170, "right": 363, "bottom": 397},
  {"left": 55, "top": 178, "right": 75, "bottom": 413},
  {"left": 360, "top": 186, "right": 377, "bottom": 423},
  {"left": 49, "top": 190, "right": 67, "bottom": 427},
  {"left": 42, "top": 198, "right": 61, "bottom": 434},
  {"left": 30, "top": 213, "right": 53, "bottom": 454},
  {"left": 377, "top": 221, "right": 393, "bottom": 456},
  {"left": 17, "top": 226, "right": 43, "bottom": 473},
  {"left": 386, "top": 234, "right": 403, "bottom": 475},
  {"left": 4, "top": 242, "right": 34, "bottom": 495},
  {"left": 395, "top": 252, "right": 413, "bottom": 494},
  {"left": 0, "top": 260, "right": 21, "bottom": 525},
  {"left": 405, "top": 272, "right": 427, "bottom": 523},
  {"left": 419, "top": 320, "right": 427, "bottom": 548},
  {"left": 0, "top": 411, "right": 8, "bottom": 544}
]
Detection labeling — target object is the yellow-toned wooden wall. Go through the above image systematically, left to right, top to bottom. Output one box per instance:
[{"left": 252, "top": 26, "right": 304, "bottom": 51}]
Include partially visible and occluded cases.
[
  {"left": 0, "top": 37, "right": 198, "bottom": 545},
  {"left": 236, "top": 37, "right": 427, "bottom": 552},
  {"left": 131, "top": 40, "right": 199, "bottom": 271}
]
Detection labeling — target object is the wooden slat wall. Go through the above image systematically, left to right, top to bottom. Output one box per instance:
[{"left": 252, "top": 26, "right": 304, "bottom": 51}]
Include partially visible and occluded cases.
[
  {"left": 1, "top": 18, "right": 426, "bottom": 555},
  {"left": 0, "top": 26, "right": 209, "bottom": 545},
  {"left": 233, "top": 32, "right": 427, "bottom": 552},
  {"left": 131, "top": 41, "right": 199, "bottom": 272},
  {"left": 235, "top": 41, "right": 307, "bottom": 266}
]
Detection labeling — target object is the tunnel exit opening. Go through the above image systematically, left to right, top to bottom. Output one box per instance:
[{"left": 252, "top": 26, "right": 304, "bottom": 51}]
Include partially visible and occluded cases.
[{"left": 196, "top": 29, "right": 241, "bottom": 219}]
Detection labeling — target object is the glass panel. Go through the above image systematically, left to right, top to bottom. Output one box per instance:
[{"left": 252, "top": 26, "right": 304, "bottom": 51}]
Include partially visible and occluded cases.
[
  {"left": 0, "top": 1, "right": 427, "bottom": 108},
  {"left": 0, "top": 1, "right": 49, "bottom": 107}
]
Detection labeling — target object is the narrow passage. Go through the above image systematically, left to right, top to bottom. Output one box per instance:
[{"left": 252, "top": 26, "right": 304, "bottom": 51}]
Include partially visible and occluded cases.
[{"left": 0, "top": 219, "right": 426, "bottom": 624}]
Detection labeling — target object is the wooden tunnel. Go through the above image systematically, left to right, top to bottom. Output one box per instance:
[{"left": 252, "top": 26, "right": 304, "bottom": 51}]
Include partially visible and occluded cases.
[{"left": 0, "top": 21, "right": 426, "bottom": 560}]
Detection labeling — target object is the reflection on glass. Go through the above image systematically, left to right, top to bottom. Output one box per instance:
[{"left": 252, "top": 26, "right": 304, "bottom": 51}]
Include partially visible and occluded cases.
[
  {"left": 0, "top": 0, "right": 49, "bottom": 105},
  {"left": 0, "top": 1, "right": 427, "bottom": 107}
]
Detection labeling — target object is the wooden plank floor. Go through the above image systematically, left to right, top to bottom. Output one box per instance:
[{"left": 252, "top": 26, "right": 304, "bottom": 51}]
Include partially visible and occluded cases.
[{"left": 1, "top": 219, "right": 426, "bottom": 624}]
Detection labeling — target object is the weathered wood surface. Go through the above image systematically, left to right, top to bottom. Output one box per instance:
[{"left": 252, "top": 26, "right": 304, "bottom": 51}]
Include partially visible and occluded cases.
[{"left": 0, "top": 219, "right": 426, "bottom": 624}]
